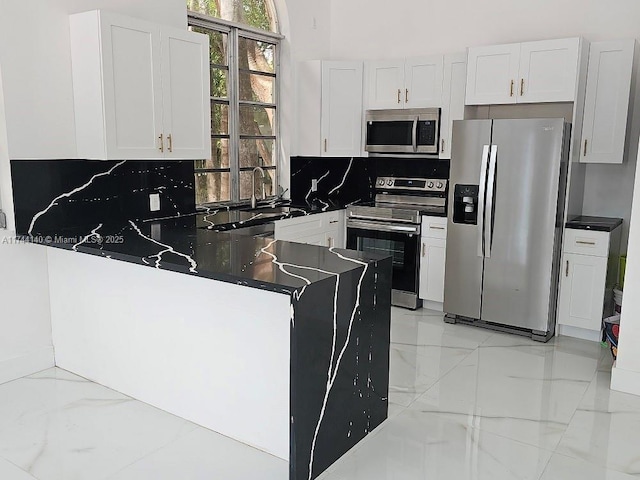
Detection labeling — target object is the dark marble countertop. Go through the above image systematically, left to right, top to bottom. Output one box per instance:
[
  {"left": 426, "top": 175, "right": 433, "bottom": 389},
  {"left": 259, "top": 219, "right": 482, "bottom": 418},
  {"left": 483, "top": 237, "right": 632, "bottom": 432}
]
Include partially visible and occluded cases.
[
  {"left": 25, "top": 202, "right": 382, "bottom": 296},
  {"left": 565, "top": 215, "right": 623, "bottom": 232}
]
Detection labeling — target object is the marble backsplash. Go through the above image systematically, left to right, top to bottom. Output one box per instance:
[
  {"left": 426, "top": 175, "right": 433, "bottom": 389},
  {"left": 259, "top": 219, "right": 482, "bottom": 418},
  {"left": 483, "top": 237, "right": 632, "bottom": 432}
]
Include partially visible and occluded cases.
[
  {"left": 290, "top": 156, "right": 450, "bottom": 206},
  {"left": 11, "top": 159, "right": 195, "bottom": 235}
]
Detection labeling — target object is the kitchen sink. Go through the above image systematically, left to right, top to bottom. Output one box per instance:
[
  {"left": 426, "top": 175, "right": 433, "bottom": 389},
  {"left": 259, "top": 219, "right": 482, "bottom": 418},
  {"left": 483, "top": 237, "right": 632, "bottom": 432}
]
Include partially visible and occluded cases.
[{"left": 223, "top": 221, "right": 275, "bottom": 238}]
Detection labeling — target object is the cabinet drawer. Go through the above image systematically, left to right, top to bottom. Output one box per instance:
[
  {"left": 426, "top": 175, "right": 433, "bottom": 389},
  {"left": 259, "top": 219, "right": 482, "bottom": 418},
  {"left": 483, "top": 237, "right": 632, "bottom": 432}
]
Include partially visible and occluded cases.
[
  {"left": 421, "top": 216, "right": 447, "bottom": 239},
  {"left": 563, "top": 229, "right": 609, "bottom": 257}
]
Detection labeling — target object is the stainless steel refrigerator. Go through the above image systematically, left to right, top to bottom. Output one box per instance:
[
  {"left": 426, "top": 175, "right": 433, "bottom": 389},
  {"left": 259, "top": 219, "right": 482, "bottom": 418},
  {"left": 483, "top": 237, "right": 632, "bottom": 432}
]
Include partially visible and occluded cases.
[{"left": 443, "top": 118, "right": 570, "bottom": 342}]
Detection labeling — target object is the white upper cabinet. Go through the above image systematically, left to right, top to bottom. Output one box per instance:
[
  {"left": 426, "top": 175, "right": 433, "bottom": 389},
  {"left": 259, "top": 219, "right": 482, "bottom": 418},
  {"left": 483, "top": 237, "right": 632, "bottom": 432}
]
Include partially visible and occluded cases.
[
  {"left": 70, "top": 10, "right": 210, "bottom": 160},
  {"left": 465, "top": 38, "right": 581, "bottom": 105},
  {"left": 580, "top": 40, "right": 636, "bottom": 164},
  {"left": 465, "top": 43, "right": 520, "bottom": 105},
  {"left": 439, "top": 53, "right": 467, "bottom": 159},
  {"left": 367, "top": 56, "right": 443, "bottom": 109},
  {"left": 404, "top": 56, "right": 444, "bottom": 108},
  {"left": 367, "top": 60, "right": 405, "bottom": 109},
  {"left": 295, "top": 61, "right": 363, "bottom": 157},
  {"left": 321, "top": 62, "right": 364, "bottom": 157}
]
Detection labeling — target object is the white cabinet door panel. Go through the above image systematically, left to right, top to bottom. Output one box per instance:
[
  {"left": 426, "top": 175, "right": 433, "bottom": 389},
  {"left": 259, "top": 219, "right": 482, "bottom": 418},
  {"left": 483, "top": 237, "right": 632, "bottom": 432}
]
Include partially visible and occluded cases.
[
  {"left": 101, "top": 15, "right": 163, "bottom": 158},
  {"left": 161, "top": 28, "right": 211, "bottom": 159},
  {"left": 518, "top": 38, "right": 580, "bottom": 103},
  {"left": 581, "top": 40, "right": 635, "bottom": 164},
  {"left": 465, "top": 43, "right": 520, "bottom": 105},
  {"left": 440, "top": 53, "right": 466, "bottom": 159},
  {"left": 404, "top": 56, "right": 444, "bottom": 108},
  {"left": 367, "top": 60, "right": 404, "bottom": 109},
  {"left": 321, "top": 62, "right": 363, "bottom": 156},
  {"left": 420, "top": 237, "right": 446, "bottom": 303},
  {"left": 558, "top": 253, "right": 607, "bottom": 331}
]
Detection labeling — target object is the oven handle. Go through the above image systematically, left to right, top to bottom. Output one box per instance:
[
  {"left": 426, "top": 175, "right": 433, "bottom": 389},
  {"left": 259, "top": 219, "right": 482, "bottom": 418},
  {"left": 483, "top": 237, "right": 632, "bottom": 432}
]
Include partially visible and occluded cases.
[
  {"left": 348, "top": 213, "right": 417, "bottom": 224},
  {"left": 347, "top": 219, "right": 420, "bottom": 235}
]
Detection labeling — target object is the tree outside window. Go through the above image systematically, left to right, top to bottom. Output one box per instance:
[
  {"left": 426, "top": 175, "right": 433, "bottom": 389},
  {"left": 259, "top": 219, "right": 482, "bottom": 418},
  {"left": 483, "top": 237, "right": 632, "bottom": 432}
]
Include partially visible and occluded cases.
[{"left": 188, "top": 0, "right": 280, "bottom": 205}]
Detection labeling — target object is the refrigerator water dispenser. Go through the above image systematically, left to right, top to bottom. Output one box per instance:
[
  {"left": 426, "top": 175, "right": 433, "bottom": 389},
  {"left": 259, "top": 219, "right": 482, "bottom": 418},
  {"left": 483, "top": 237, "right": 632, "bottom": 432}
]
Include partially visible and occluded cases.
[{"left": 453, "top": 184, "right": 479, "bottom": 225}]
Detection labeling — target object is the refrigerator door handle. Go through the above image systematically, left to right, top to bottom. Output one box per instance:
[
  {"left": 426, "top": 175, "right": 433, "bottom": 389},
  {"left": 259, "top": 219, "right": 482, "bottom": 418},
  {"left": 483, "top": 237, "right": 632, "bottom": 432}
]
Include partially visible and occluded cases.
[
  {"left": 477, "top": 145, "right": 490, "bottom": 258},
  {"left": 485, "top": 145, "right": 498, "bottom": 258}
]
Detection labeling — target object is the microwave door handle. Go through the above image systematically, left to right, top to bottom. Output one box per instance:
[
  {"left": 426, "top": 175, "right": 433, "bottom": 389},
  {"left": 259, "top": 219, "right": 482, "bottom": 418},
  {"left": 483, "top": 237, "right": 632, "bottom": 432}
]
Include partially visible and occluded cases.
[
  {"left": 412, "top": 118, "right": 418, "bottom": 152},
  {"left": 477, "top": 145, "right": 490, "bottom": 258},
  {"left": 485, "top": 145, "right": 498, "bottom": 258}
]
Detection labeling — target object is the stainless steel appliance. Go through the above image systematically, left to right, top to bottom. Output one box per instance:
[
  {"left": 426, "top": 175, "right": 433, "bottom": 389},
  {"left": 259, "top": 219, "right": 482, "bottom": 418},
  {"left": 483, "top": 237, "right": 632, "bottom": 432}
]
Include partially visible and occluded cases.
[
  {"left": 365, "top": 108, "right": 440, "bottom": 155},
  {"left": 444, "top": 118, "right": 570, "bottom": 342},
  {"left": 347, "top": 176, "right": 447, "bottom": 309}
]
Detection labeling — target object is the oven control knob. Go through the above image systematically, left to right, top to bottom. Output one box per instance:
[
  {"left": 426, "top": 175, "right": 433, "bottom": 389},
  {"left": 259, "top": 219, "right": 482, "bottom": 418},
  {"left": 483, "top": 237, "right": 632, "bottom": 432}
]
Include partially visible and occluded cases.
[
  {"left": 377, "top": 179, "right": 384, "bottom": 186},
  {"left": 387, "top": 180, "right": 393, "bottom": 186},
  {"left": 427, "top": 181, "right": 435, "bottom": 188},
  {"left": 436, "top": 182, "right": 444, "bottom": 189}
]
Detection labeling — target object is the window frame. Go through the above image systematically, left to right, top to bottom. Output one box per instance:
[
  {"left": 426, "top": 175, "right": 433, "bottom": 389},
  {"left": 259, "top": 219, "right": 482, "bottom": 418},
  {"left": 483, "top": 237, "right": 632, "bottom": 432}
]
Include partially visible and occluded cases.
[{"left": 188, "top": 11, "right": 283, "bottom": 206}]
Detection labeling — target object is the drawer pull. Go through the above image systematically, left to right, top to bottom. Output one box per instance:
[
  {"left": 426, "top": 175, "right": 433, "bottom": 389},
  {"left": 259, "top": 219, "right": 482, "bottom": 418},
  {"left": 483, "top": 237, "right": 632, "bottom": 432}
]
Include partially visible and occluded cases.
[
  {"left": 329, "top": 220, "right": 339, "bottom": 224},
  {"left": 429, "top": 225, "right": 446, "bottom": 230},
  {"left": 576, "top": 240, "right": 596, "bottom": 246},
  {"left": 422, "top": 243, "right": 426, "bottom": 257},
  {"left": 565, "top": 260, "right": 569, "bottom": 277}
]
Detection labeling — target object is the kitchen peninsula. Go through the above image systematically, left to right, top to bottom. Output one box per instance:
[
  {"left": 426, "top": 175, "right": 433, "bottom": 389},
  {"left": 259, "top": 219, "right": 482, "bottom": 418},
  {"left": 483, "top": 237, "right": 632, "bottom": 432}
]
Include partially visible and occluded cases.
[{"left": 10, "top": 160, "right": 392, "bottom": 480}]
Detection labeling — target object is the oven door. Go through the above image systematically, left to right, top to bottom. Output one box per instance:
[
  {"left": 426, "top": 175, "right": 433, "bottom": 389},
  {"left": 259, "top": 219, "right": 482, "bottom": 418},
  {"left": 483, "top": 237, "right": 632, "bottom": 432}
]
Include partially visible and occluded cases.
[{"left": 346, "top": 219, "right": 421, "bottom": 305}]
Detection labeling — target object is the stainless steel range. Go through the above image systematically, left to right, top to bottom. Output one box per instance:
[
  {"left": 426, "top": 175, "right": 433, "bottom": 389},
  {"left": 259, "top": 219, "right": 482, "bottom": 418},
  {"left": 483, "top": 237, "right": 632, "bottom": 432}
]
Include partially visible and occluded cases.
[{"left": 346, "top": 176, "right": 447, "bottom": 309}]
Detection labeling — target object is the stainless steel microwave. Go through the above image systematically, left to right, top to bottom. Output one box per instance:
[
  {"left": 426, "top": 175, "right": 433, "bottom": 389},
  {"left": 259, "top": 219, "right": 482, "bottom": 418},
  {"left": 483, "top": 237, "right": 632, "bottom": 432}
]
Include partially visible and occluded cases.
[{"left": 365, "top": 108, "right": 440, "bottom": 155}]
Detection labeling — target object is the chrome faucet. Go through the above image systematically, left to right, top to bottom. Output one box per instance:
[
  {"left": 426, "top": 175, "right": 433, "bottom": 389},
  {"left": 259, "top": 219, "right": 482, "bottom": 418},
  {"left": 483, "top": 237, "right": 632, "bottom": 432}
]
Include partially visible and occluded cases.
[{"left": 250, "top": 166, "right": 266, "bottom": 209}]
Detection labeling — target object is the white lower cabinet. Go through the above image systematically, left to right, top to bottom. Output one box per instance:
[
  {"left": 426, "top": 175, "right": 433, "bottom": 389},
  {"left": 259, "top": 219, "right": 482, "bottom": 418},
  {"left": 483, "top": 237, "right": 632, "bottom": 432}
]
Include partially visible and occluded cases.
[
  {"left": 274, "top": 210, "right": 345, "bottom": 248},
  {"left": 419, "top": 216, "right": 447, "bottom": 307},
  {"left": 557, "top": 226, "right": 621, "bottom": 341}
]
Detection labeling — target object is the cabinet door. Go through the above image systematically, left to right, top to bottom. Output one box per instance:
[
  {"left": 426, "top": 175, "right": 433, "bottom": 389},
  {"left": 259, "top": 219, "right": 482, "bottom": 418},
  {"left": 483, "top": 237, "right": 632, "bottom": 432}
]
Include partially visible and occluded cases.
[
  {"left": 100, "top": 13, "right": 164, "bottom": 159},
  {"left": 161, "top": 28, "right": 211, "bottom": 160},
  {"left": 517, "top": 38, "right": 580, "bottom": 103},
  {"left": 581, "top": 40, "right": 635, "bottom": 164},
  {"left": 465, "top": 44, "right": 520, "bottom": 105},
  {"left": 440, "top": 53, "right": 467, "bottom": 159},
  {"left": 404, "top": 56, "right": 444, "bottom": 108},
  {"left": 366, "top": 60, "right": 405, "bottom": 109},
  {"left": 321, "top": 62, "right": 363, "bottom": 157},
  {"left": 419, "top": 237, "right": 447, "bottom": 303},
  {"left": 557, "top": 253, "right": 608, "bottom": 331}
]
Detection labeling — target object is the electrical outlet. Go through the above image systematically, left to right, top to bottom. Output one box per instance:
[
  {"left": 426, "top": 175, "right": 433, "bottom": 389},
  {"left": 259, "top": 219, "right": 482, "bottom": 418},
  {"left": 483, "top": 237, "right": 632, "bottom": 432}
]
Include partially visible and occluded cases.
[
  {"left": 311, "top": 179, "right": 318, "bottom": 192},
  {"left": 149, "top": 193, "right": 161, "bottom": 212}
]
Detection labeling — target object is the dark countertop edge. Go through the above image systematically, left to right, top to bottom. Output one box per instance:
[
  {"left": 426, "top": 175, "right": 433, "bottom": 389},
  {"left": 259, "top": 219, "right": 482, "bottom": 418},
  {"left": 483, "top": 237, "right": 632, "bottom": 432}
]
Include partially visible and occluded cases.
[{"left": 565, "top": 216, "right": 623, "bottom": 232}]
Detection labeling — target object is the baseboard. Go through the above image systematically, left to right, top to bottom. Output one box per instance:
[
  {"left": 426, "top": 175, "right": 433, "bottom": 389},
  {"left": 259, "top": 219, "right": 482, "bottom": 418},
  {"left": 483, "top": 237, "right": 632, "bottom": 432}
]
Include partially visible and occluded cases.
[
  {"left": 422, "top": 300, "right": 444, "bottom": 312},
  {"left": 557, "top": 324, "right": 601, "bottom": 342},
  {"left": 0, "top": 346, "right": 55, "bottom": 385},
  {"left": 611, "top": 365, "right": 640, "bottom": 396}
]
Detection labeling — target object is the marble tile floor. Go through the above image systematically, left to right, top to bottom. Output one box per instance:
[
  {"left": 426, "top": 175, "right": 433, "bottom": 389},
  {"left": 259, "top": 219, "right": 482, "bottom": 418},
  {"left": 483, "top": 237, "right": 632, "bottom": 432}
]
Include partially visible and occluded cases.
[{"left": 0, "top": 307, "right": 637, "bottom": 480}]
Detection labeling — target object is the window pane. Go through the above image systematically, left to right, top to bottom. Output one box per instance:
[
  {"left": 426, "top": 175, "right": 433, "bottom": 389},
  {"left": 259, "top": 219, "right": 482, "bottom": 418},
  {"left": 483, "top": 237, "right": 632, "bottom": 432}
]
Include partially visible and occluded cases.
[
  {"left": 187, "top": 0, "right": 278, "bottom": 33},
  {"left": 191, "top": 27, "right": 228, "bottom": 66},
  {"left": 238, "top": 38, "right": 275, "bottom": 73},
  {"left": 211, "top": 68, "right": 228, "bottom": 99},
  {"left": 239, "top": 72, "right": 274, "bottom": 103},
  {"left": 212, "top": 102, "right": 229, "bottom": 134},
  {"left": 239, "top": 105, "right": 275, "bottom": 136},
  {"left": 195, "top": 138, "right": 230, "bottom": 170},
  {"left": 239, "top": 138, "right": 274, "bottom": 168},
  {"left": 239, "top": 169, "right": 275, "bottom": 200},
  {"left": 195, "top": 171, "right": 231, "bottom": 204}
]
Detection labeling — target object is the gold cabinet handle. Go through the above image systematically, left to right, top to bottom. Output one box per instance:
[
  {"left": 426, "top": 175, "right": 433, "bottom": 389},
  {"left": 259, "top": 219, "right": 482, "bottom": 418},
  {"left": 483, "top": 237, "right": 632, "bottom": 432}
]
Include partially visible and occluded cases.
[
  {"left": 520, "top": 78, "right": 524, "bottom": 96},
  {"left": 510, "top": 80, "right": 514, "bottom": 97},
  {"left": 405, "top": 88, "right": 409, "bottom": 103},
  {"left": 397, "top": 89, "right": 401, "bottom": 104},
  {"left": 158, "top": 133, "right": 164, "bottom": 152},
  {"left": 167, "top": 134, "right": 173, "bottom": 153},
  {"left": 324, "top": 138, "right": 327, "bottom": 152},
  {"left": 583, "top": 139, "right": 588, "bottom": 157},
  {"left": 430, "top": 225, "right": 446, "bottom": 230},
  {"left": 327, "top": 236, "right": 333, "bottom": 247},
  {"left": 576, "top": 240, "right": 596, "bottom": 246},
  {"left": 422, "top": 243, "right": 426, "bottom": 257},
  {"left": 565, "top": 260, "right": 569, "bottom": 277}
]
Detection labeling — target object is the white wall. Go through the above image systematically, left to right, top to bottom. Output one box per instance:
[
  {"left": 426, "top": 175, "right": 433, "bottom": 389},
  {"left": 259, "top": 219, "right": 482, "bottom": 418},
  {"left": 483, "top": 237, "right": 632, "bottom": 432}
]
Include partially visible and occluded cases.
[{"left": 612, "top": 135, "right": 640, "bottom": 395}]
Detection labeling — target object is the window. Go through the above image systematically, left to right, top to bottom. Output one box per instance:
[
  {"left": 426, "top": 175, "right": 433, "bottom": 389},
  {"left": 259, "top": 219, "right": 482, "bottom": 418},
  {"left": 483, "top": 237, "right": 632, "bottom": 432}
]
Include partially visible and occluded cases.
[{"left": 188, "top": 1, "right": 281, "bottom": 205}]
